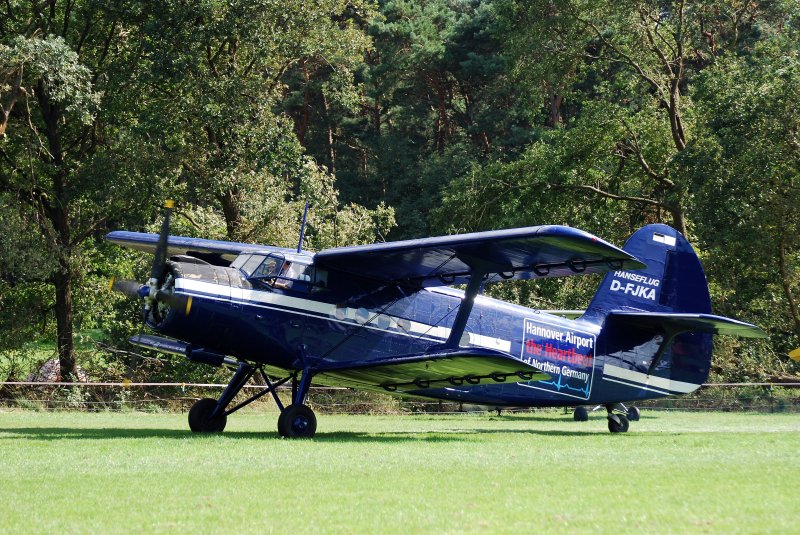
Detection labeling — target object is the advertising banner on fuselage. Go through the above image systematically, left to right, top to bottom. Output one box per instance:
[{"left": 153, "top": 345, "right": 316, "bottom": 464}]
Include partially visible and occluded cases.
[{"left": 520, "top": 318, "right": 596, "bottom": 400}]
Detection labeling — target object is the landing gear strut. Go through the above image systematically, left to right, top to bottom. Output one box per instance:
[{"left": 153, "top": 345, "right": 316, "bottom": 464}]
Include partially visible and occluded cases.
[{"left": 187, "top": 361, "right": 318, "bottom": 439}]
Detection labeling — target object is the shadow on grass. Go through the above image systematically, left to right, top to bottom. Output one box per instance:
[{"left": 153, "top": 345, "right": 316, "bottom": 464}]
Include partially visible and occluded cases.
[
  {"left": 487, "top": 413, "right": 658, "bottom": 422},
  {"left": 0, "top": 425, "right": 616, "bottom": 442}
]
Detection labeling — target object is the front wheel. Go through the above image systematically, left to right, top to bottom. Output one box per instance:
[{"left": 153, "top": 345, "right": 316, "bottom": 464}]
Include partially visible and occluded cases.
[
  {"left": 188, "top": 398, "right": 227, "bottom": 433},
  {"left": 278, "top": 404, "right": 317, "bottom": 439},
  {"left": 607, "top": 414, "right": 630, "bottom": 433}
]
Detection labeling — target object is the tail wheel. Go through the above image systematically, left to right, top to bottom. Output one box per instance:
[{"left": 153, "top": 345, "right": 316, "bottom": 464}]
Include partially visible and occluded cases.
[
  {"left": 188, "top": 398, "right": 227, "bottom": 433},
  {"left": 278, "top": 404, "right": 317, "bottom": 439},
  {"left": 573, "top": 406, "right": 589, "bottom": 422},
  {"left": 607, "top": 414, "right": 630, "bottom": 433}
]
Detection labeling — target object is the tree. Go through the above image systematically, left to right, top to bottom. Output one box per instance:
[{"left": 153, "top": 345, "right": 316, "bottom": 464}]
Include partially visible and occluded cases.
[
  {"left": 136, "top": 0, "right": 378, "bottom": 243},
  {"left": 304, "top": 0, "right": 535, "bottom": 238},
  {"left": 490, "top": 0, "right": 780, "bottom": 236},
  {"left": 0, "top": 2, "right": 163, "bottom": 379},
  {"left": 685, "top": 36, "right": 800, "bottom": 376}
]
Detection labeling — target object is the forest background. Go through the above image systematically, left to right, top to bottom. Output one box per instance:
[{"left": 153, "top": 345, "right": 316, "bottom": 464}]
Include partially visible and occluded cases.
[{"left": 0, "top": 0, "right": 798, "bottom": 388}]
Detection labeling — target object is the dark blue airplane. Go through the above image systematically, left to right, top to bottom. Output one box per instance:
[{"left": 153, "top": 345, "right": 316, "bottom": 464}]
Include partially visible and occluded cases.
[{"left": 108, "top": 203, "right": 765, "bottom": 437}]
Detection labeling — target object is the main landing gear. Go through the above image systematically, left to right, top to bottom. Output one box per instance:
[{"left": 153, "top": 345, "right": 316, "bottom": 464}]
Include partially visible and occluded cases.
[
  {"left": 187, "top": 361, "right": 317, "bottom": 438},
  {"left": 571, "top": 403, "right": 639, "bottom": 433}
]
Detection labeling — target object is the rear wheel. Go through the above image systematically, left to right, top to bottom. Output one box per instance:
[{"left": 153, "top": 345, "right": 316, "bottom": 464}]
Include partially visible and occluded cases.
[
  {"left": 188, "top": 398, "right": 227, "bottom": 433},
  {"left": 278, "top": 404, "right": 317, "bottom": 439},
  {"left": 573, "top": 406, "right": 589, "bottom": 422},
  {"left": 626, "top": 406, "right": 641, "bottom": 421}
]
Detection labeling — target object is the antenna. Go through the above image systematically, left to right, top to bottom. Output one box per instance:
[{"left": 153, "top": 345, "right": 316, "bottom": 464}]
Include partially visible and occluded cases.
[{"left": 297, "top": 201, "right": 310, "bottom": 253}]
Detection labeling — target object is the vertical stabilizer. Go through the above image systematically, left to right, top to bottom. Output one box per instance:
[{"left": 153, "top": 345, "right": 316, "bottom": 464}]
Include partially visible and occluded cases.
[
  {"left": 583, "top": 224, "right": 712, "bottom": 319},
  {"left": 584, "top": 224, "right": 715, "bottom": 395}
]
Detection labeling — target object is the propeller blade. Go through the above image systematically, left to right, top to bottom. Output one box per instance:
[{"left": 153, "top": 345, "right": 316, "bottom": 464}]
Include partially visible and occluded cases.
[
  {"left": 150, "top": 199, "right": 175, "bottom": 283},
  {"left": 110, "top": 277, "right": 146, "bottom": 297}
]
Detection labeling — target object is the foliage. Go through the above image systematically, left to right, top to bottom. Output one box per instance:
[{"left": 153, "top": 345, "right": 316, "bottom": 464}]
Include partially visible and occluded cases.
[{"left": 1, "top": 0, "right": 798, "bottom": 383}]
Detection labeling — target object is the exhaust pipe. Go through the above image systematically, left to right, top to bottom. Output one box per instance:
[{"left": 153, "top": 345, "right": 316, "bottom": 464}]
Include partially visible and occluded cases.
[{"left": 186, "top": 347, "right": 237, "bottom": 368}]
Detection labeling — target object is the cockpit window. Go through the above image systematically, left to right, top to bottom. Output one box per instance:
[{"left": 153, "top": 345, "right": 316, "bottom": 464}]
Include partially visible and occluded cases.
[
  {"left": 230, "top": 254, "right": 250, "bottom": 270},
  {"left": 239, "top": 254, "right": 266, "bottom": 277},
  {"left": 252, "top": 256, "right": 284, "bottom": 279}
]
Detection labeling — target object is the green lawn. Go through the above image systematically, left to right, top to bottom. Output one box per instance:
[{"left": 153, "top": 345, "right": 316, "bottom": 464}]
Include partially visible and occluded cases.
[{"left": 0, "top": 409, "right": 798, "bottom": 534}]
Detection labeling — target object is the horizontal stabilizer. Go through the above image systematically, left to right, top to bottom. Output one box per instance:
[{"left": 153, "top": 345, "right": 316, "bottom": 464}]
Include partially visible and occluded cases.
[
  {"left": 542, "top": 310, "right": 584, "bottom": 319},
  {"left": 608, "top": 312, "right": 767, "bottom": 338},
  {"left": 129, "top": 334, "right": 189, "bottom": 356},
  {"left": 314, "top": 347, "right": 549, "bottom": 393}
]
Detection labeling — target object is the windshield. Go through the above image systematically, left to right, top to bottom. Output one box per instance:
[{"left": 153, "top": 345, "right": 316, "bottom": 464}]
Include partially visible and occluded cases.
[{"left": 238, "top": 254, "right": 266, "bottom": 277}]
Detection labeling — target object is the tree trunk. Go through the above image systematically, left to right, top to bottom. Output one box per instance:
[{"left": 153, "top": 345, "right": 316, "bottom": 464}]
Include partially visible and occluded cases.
[
  {"left": 668, "top": 79, "right": 687, "bottom": 151},
  {"left": 37, "top": 86, "right": 78, "bottom": 381},
  {"left": 321, "top": 92, "right": 336, "bottom": 173},
  {"left": 548, "top": 92, "right": 563, "bottom": 127},
  {"left": 219, "top": 187, "right": 242, "bottom": 240},
  {"left": 669, "top": 204, "right": 687, "bottom": 237},
  {"left": 778, "top": 235, "right": 800, "bottom": 334},
  {"left": 54, "top": 267, "right": 77, "bottom": 381}
]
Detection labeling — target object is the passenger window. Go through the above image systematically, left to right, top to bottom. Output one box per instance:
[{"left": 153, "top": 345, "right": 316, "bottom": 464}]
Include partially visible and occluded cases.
[
  {"left": 273, "top": 261, "right": 313, "bottom": 292},
  {"left": 313, "top": 268, "right": 328, "bottom": 289}
]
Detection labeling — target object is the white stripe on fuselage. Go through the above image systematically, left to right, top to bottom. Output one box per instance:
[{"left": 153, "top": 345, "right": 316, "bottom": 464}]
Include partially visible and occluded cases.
[
  {"left": 175, "top": 278, "right": 512, "bottom": 352},
  {"left": 602, "top": 363, "right": 700, "bottom": 394}
]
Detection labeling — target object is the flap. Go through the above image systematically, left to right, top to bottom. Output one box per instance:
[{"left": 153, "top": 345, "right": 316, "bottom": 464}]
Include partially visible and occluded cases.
[
  {"left": 314, "top": 225, "right": 644, "bottom": 287},
  {"left": 106, "top": 231, "right": 292, "bottom": 264},
  {"left": 608, "top": 312, "right": 767, "bottom": 338},
  {"left": 313, "top": 347, "right": 549, "bottom": 393}
]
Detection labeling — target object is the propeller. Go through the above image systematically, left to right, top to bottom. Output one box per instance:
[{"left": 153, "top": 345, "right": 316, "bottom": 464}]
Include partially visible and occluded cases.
[
  {"left": 144, "top": 199, "right": 175, "bottom": 315},
  {"left": 109, "top": 200, "right": 193, "bottom": 321}
]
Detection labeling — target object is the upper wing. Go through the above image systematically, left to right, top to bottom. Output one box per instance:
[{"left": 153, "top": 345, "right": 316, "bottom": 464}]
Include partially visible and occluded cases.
[
  {"left": 315, "top": 225, "right": 644, "bottom": 287},
  {"left": 106, "top": 230, "right": 292, "bottom": 264},
  {"left": 314, "top": 347, "right": 549, "bottom": 394}
]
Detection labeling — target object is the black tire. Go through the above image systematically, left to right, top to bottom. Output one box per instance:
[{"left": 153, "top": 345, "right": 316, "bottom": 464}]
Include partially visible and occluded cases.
[
  {"left": 188, "top": 398, "right": 227, "bottom": 433},
  {"left": 278, "top": 404, "right": 317, "bottom": 439},
  {"left": 573, "top": 406, "right": 589, "bottom": 422},
  {"left": 627, "top": 406, "right": 641, "bottom": 421},
  {"left": 607, "top": 414, "right": 630, "bottom": 433}
]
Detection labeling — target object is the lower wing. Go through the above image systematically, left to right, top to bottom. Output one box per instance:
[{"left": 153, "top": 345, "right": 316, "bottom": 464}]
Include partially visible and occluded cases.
[{"left": 313, "top": 347, "right": 549, "bottom": 394}]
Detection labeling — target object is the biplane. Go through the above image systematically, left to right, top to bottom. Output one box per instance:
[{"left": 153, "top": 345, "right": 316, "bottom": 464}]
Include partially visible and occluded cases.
[{"left": 107, "top": 203, "right": 765, "bottom": 437}]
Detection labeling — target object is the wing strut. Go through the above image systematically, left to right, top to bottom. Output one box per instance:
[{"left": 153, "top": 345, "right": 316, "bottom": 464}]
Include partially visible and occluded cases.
[{"left": 442, "top": 265, "right": 488, "bottom": 349}]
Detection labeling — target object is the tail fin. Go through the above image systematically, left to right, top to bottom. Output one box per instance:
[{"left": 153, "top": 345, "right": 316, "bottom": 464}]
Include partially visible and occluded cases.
[
  {"left": 584, "top": 224, "right": 712, "bottom": 319},
  {"left": 584, "top": 225, "right": 730, "bottom": 395}
]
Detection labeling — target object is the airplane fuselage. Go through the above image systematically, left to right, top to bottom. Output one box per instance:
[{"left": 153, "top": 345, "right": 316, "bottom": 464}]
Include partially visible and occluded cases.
[{"left": 154, "top": 256, "right": 707, "bottom": 409}]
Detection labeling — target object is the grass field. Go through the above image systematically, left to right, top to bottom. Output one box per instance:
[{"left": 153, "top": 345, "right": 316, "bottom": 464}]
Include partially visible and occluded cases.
[{"left": 1, "top": 409, "right": 798, "bottom": 534}]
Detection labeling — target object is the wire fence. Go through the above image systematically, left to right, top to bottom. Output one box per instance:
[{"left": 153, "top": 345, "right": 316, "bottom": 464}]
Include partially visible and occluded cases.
[{"left": 1, "top": 381, "right": 799, "bottom": 414}]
